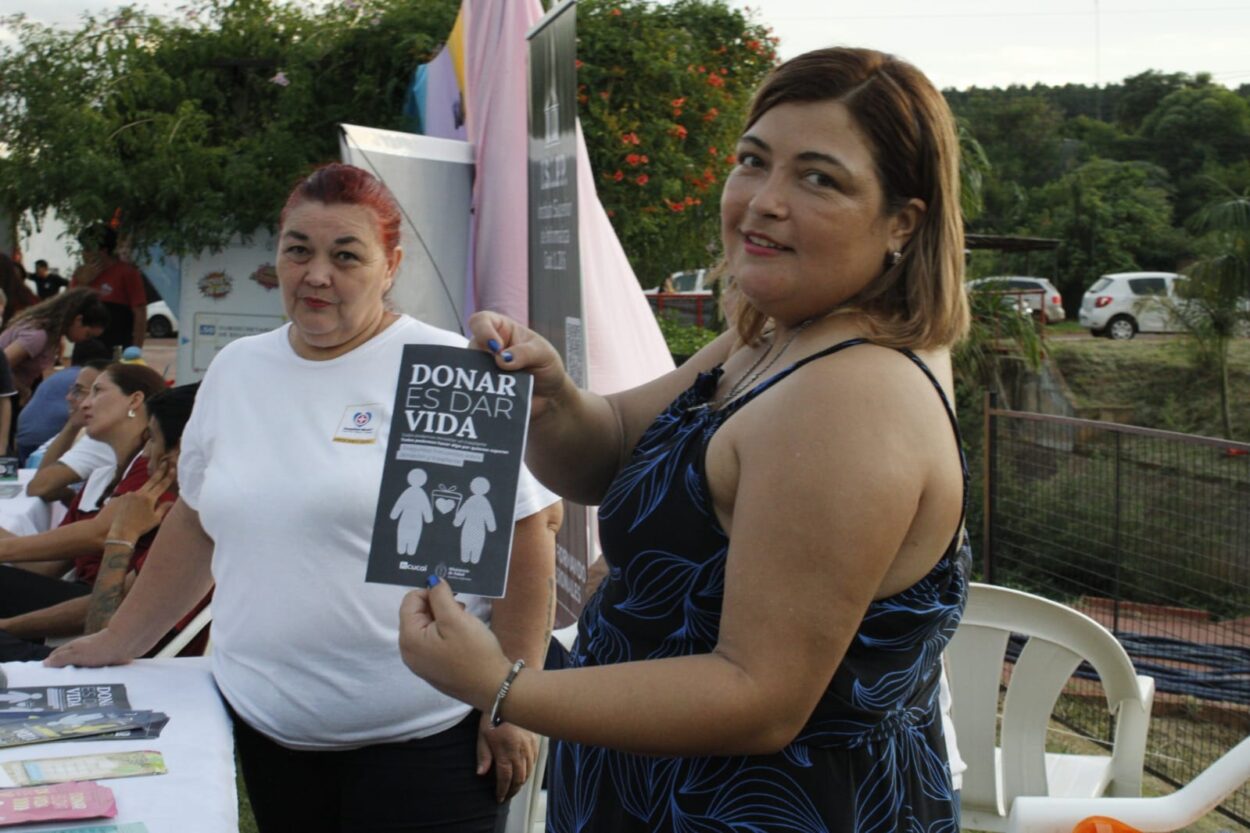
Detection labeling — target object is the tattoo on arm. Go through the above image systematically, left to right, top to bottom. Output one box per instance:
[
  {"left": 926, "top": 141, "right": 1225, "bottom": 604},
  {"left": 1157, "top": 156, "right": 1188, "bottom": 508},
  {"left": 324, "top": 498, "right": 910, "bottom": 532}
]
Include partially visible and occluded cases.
[{"left": 84, "top": 550, "right": 131, "bottom": 634}]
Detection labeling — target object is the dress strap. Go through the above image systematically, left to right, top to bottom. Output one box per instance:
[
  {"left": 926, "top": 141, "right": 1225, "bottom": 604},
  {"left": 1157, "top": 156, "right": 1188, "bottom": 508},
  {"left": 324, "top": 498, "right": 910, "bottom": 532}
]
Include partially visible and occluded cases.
[{"left": 729, "top": 338, "right": 970, "bottom": 535}]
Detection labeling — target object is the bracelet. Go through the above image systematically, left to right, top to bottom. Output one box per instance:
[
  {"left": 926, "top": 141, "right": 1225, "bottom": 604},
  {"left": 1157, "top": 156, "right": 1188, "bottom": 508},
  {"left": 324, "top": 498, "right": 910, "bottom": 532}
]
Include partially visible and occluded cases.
[
  {"left": 103, "top": 539, "right": 136, "bottom": 552},
  {"left": 488, "top": 659, "right": 526, "bottom": 728}
]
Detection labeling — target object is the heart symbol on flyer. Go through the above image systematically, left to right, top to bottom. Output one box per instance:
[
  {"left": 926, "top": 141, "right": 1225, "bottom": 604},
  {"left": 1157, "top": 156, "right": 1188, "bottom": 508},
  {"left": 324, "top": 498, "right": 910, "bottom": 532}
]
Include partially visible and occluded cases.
[{"left": 435, "top": 497, "right": 457, "bottom": 515}]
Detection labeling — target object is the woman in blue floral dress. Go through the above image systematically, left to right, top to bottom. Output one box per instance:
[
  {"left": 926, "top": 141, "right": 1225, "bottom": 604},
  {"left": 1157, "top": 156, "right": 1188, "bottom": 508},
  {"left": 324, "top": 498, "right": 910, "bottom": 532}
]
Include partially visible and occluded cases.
[{"left": 400, "top": 47, "right": 972, "bottom": 832}]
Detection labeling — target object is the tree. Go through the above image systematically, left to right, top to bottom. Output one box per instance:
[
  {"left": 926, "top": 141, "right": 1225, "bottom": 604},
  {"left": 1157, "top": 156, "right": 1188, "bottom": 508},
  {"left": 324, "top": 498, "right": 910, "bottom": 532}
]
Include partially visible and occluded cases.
[
  {"left": 0, "top": 0, "right": 459, "bottom": 255},
  {"left": 575, "top": 0, "right": 775, "bottom": 288},
  {"left": 1116, "top": 70, "right": 1194, "bottom": 132},
  {"left": 1139, "top": 85, "right": 1250, "bottom": 220},
  {"left": 1024, "top": 159, "right": 1182, "bottom": 308},
  {"left": 1180, "top": 191, "right": 1250, "bottom": 438}
]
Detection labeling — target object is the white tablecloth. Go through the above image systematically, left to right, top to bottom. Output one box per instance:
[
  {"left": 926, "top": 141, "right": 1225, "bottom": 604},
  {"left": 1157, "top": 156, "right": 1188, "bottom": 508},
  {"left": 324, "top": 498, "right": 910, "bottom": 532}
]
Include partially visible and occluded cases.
[
  {"left": 0, "top": 470, "right": 67, "bottom": 538},
  {"left": 0, "top": 657, "right": 237, "bottom": 833}
]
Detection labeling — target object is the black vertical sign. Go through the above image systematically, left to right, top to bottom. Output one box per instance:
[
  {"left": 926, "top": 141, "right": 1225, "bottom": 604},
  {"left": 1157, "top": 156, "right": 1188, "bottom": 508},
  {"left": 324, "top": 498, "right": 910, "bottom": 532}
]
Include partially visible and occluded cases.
[{"left": 528, "top": 0, "right": 590, "bottom": 628}]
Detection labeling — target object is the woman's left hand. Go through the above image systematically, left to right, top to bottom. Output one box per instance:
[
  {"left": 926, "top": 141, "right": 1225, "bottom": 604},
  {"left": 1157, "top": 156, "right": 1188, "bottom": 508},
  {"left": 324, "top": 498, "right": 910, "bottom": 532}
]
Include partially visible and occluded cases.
[
  {"left": 106, "top": 457, "right": 176, "bottom": 543},
  {"left": 398, "top": 578, "right": 512, "bottom": 710},
  {"left": 476, "top": 714, "right": 538, "bottom": 803}
]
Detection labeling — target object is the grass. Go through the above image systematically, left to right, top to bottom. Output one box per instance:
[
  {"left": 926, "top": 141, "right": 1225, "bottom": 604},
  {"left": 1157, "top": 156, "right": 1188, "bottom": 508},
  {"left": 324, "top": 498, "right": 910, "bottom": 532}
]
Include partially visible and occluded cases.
[{"left": 1046, "top": 337, "right": 1250, "bottom": 442}]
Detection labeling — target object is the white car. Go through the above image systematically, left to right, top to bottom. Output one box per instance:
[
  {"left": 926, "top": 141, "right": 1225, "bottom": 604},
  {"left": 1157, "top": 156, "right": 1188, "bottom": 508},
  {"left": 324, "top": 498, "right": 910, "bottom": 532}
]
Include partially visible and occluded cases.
[
  {"left": 643, "top": 269, "right": 713, "bottom": 296},
  {"left": 1078, "top": 272, "right": 1187, "bottom": 339},
  {"left": 968, "top": 276, "right": 1066, "bottom": 323},
  {"left": 146, "top": 300, "right": 178, "bottom": 339}
]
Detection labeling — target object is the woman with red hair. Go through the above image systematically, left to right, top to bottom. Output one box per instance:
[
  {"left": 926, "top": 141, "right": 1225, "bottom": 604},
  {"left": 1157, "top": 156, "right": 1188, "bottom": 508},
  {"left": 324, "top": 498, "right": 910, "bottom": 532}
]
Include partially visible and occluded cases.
[{"left": 52, "top": 164, "right": 563, "bottom": 833}]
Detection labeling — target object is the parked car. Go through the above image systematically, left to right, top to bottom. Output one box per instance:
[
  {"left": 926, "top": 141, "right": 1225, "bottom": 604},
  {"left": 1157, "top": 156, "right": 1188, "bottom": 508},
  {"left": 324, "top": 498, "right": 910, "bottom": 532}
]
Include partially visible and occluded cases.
[
  {"left": 643, "top": 269, "right": 713, "bottom": 296},
  {"left": 1079, "top": 272, "right": 1187, "bottom": 340},
  {"left": 967, "top": 276, "right": 1065, "bottom": 323},
  {"left": 146, "top": 300, "right": 178, "bottom": 338}
]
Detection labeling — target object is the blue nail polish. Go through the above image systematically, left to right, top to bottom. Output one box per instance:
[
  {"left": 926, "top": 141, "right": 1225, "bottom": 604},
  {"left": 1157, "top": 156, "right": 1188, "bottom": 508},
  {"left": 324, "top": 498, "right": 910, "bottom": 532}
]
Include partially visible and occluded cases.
[
  {"left": 487, "top": 339, "right": 501, "bottom": 353},
  {"left": 502, "top": 351, "right": 513, "bottom": 362},
  {"left": 427, "top": 575, "right": 440, "bottom": 588}
]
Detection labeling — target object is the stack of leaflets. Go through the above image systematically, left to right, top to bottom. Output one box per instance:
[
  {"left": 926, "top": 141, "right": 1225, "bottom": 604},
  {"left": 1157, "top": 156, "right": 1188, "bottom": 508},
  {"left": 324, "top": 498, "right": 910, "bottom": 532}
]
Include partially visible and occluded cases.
[
  {"left": 0, "top": 686, "right": 168, "bottom": 745},
  {"left": 0, "top": 781, "right": 116, "bottom": 826}
]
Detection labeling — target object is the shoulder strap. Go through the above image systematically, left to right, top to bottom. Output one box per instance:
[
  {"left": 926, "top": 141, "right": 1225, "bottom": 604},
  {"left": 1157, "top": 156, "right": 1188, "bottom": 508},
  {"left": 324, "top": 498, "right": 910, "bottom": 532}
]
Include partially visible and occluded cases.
[{"left": 731, "top": 339, "right": 970, "bottom": 532}]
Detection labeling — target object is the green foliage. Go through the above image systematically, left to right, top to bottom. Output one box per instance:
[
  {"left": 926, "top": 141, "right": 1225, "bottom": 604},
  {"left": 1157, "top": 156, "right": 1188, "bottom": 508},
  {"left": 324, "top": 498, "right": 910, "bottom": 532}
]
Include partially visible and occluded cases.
[
  {"left": 0, "top": 0, "right": 458, "bottom": 254},
  {"left": 0, "top": 0, "right": 770, "bottom": 281},
  {"left": 574, "top": 0, "right": 775, "bottom": 288},
  {"left": 1023, "top": 158, "right": 1184, "bottom": 304},
  {"left": 1179, "top": 191, "right": 1250, "bottom": 436},
  {"left": 655, "top": 313, "right": 718, "bottom": 360}
]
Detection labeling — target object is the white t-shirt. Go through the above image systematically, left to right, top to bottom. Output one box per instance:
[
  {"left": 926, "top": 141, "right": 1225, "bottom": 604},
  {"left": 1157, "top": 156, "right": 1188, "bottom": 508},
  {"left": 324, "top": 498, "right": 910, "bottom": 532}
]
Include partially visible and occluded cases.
[
  {"left": 178, "top": 316, "right": 559, "bottom": 750},
  {"left": 33, "top": 435, "right": 115, "bottom": 480}
]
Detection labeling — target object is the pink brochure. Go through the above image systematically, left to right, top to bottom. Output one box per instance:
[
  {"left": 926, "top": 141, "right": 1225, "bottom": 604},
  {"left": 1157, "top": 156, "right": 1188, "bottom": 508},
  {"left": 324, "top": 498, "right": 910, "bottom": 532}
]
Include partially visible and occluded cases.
[{"left": 0, "top": 780, "right": 117, "bottom": 826}]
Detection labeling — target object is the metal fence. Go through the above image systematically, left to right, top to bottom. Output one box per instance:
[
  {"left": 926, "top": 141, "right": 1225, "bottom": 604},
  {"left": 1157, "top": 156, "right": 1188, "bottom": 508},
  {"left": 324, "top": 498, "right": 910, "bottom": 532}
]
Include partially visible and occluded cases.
[
  {"left": 645, "top": 293, "right": 717, "bottom": 329},
  {"left": 983, "top": 400, "right": 1250, "bottom": 825}
]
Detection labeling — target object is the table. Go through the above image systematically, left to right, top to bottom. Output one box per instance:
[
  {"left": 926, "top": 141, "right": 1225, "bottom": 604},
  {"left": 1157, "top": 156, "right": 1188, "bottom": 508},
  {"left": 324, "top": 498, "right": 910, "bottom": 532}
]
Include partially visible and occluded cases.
[
  {"left": 0, "top": 470, "right": 67, "bottom": 538},
  {"left": 0, "top": 657, "right": 237, "bottom": 833}
]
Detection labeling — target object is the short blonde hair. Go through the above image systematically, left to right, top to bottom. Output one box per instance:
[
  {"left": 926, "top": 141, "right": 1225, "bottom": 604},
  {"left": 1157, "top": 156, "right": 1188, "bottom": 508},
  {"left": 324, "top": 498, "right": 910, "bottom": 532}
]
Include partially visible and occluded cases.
[{"left": 726, "top": 48, "right": 969, "bottom": 350}]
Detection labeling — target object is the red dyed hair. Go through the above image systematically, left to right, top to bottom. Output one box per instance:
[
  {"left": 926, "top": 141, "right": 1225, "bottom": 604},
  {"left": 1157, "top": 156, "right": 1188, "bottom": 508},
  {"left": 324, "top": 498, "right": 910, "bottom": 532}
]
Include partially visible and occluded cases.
[{"left": 279, "top": 163, "right": 403, "bottom": 258}]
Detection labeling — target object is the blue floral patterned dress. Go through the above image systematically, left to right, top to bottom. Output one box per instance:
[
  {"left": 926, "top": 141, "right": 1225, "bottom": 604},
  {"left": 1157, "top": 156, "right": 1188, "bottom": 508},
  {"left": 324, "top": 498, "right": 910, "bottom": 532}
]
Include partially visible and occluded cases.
[{"left": 547, "top": 339, "right": 971, "bottom": 833}]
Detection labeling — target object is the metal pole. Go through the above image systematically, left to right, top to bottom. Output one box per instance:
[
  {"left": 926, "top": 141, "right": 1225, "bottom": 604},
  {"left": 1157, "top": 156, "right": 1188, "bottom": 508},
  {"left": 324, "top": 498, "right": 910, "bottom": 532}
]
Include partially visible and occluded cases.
[{"left": 984, "top": 390, "right": 998, "bottom": 584}]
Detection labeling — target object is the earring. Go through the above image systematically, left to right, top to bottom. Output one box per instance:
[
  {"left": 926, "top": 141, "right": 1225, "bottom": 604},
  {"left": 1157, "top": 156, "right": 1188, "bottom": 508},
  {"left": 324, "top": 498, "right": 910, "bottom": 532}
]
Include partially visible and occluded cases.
[
  {"left": 888, "top": 249, "right": 902, "bottom": 266},
  {"left": 127, "top": 409, "right": 136, "bottom": 418}
]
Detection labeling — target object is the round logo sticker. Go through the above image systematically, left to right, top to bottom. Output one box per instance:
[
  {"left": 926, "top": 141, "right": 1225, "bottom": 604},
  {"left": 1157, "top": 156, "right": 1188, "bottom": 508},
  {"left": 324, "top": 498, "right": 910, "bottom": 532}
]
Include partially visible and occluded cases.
[{"left": 354, "top": 412, "right": 372, "bottom": 427}]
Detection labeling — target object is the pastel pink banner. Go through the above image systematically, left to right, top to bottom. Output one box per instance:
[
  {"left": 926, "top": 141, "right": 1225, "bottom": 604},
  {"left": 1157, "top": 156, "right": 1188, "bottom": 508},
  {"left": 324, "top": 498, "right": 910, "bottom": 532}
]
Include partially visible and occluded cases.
[{"left": 458, "top": 0, "right": 674, "bottom": 395}]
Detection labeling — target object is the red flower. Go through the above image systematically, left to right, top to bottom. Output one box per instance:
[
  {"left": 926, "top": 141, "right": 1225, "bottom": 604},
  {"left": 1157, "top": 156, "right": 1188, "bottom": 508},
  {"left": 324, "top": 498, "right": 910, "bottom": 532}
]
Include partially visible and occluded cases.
[
  {"left": 609, "top": 7, "right": 622, "bottom": 16},
  {"left": 745, "top": 39, "right": 761, "bottom": 52},
  {"left": 575, "top": 59, "right": 584, "bottom": 69},
  {"left": 697, "top": 65, "right": 706, "bottom": 73},
  {"left": 719, "top": 67, "right": 728, "bottom": 75},
  {"left": 706, "top": 74, "right": 724, "bottom": 88},
  {"left": 671, "top": 97, "right": 686, "bottom": 108},
  {"left": 703, "top": 107, "right": 719, "bottom": 122},
  {"left": 670, "top": 125, "right": 688, "bottom": 140},
  {"left": 621, "top": 132, "right": 641, "bottom": 146},
  {"left": 708, "top": 146, "right": 718, "bottom": 157},
  {"left": 625, "top": 153, "right": 642, "bottom": 166},
  {"left": 726, "top": 153, "right": 737, "bottom": 165},
  {"left": 640, "top": 155, "right": 649, "bottom": 163},
  {"left": 612, "top": 170, "right": 624, "bottom": 182},
  {"left": 635, "top": 174, "right": 649, "bottom": 186},
  {"left": 684, "top": 196, "right": 700, "bottom": 206},
  {"left": 666, "top": 199, "right": 686, "bottom": 213}
]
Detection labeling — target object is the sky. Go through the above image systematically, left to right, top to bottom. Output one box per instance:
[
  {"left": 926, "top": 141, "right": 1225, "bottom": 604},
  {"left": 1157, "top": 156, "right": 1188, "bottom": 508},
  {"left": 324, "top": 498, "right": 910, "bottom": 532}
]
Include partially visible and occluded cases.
[{"left": 0, "top": 0, "right": 1248, "bottom": 90}]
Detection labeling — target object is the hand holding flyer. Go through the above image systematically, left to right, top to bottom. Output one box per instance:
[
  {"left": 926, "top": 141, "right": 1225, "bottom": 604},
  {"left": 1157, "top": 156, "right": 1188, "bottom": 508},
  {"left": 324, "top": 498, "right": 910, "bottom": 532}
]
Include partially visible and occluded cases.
[{"left": 366, "top": 345, "right": 533, "bottom": 596}]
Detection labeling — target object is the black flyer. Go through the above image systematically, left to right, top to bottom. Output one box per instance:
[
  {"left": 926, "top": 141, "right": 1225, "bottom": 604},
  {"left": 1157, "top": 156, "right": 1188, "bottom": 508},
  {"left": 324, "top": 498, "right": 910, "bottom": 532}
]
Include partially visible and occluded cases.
[
  {"left": 366, "top": 345, "right": 533, "bottom": 597},
  {"left": 0, "top": 686, "right": 129, "bottom": 716}
]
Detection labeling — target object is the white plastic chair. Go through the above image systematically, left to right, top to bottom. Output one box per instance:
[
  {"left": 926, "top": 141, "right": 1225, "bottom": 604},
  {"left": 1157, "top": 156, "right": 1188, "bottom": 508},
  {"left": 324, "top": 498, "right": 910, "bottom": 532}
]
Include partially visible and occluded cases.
[
  {"left": 946, "top": 583, "right": 1155, "bottom": 832},
  {"left": 153, "top": 604, "right": 212, "bottom": 658},
  {"left": 1007, "top": 733, "right": 1250, "bottom": 833}
]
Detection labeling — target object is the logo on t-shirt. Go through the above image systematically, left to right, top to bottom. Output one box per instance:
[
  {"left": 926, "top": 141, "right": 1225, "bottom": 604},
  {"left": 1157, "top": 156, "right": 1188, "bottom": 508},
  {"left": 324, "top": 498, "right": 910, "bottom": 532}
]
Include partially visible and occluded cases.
[{"left": 334, "top": 404, "right": 383, "bottom": 444}]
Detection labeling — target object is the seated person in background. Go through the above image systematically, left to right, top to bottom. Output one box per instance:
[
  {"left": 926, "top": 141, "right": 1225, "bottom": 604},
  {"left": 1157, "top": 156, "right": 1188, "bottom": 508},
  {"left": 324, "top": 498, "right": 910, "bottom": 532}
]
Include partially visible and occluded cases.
[
  {"left": 0, "top": 287, "right": 109, "bottom": 404},
  {"left": 0, "top": 327, "right": 14, "bottom": 456},
  {"left": 16, "top": 340, "right": 112, "bottom": 464},
  {"left": 24, "top": 360, "right": 116, "bottom": 503},
  {"left": 0, "top": 364, "right": 168, "bottom": 610},
  {"left": 0, "top": 382, "right": 198, "bottom": 661}
]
